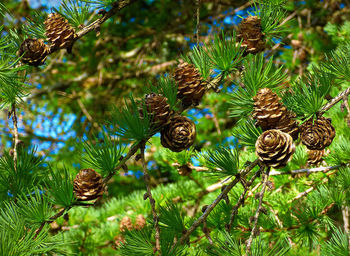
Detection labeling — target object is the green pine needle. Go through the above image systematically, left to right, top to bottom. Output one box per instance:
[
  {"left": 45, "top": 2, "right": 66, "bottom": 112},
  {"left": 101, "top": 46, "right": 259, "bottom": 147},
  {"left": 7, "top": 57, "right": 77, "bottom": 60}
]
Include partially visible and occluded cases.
[
  {"left": 55, "top": 0, "right": 92, "bottom": 29},
  {"left": 80, "top": 0, "right": 115, "bottom": 9},
  {"left": 252, "top": 0, "right": 288, "bottom": 41},
  {"left": 22, "top": 11, "right": 47, "bottom": 39},
  {"left": 206, "top": 30, "right": 244, "bottom": 73},
  {"left": 324, "top": 43, "right": 350, "bottom": 80},
  {"left": 183, "top": 45, "right": 212, "bottom": 80},
  {"left": 230, "top": 54, "right": 286, "bottom": 119},
  {"left": 283, "top": 67, "right": 333, "bottom": 118},
  {"left": 147, "top": 76, "right": 178, "bottom": 110},
  {"left": 111, "top": 95, "right": 153, "bottom": 142},
  {"left": 232, "top": 119, "right": 262, "bottom": 148},
  {"left": 81, "top": 132, "right": 126, "bottom": 175},
  {"left": 199, "top": 146, "right": 239, "bottom": 178},
  {"left": 45, "top": 166, "right": 75, "bottom": 207},
  {"left": 17, "top": 188, "right": 53, "bottom": 226},
  {"left": 158, "top": 202, "right": 186, "bottom": 235},
  {"left": 120, "top": 227, "right": 155, "bottom": 256},
  {"left": 321, "top": 227, "right": 350, "bottom": 256}
]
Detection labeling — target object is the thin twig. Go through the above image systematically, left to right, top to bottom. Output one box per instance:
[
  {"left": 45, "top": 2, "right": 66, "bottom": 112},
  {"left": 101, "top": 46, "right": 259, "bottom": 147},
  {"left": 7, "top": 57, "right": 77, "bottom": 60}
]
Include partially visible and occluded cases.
[
  {"left": 196, "top": 0, "right": 201, "bottom": 46},
  {"left": 318, "top": 87, "right": 350, "bottom": 116},
  {"left": 11, "top": 103, "right": 19, "bottom": 170},
  {"left": 103, "top": 141, "right": 140, "bottom": 183},
  {"left": 140, "top": 142, "right": 161, "bottom": 253},
  {"left": 173, "top": 159, "right": 259, "bottom": 247},
  {"left": 270, "top": 164, "right": 343, "bottom": 176},
  {"left": 227, "top": 166, "right": 263, "bottom": 231},
  {"left": 246, "top": 167, "right": 270, "bottom": 254},
  {"left": 288, "top": 170, "right": 338, "bottom": 203},
  {"left": 34, "top": 206, "right": 72, "bottom": 239}
]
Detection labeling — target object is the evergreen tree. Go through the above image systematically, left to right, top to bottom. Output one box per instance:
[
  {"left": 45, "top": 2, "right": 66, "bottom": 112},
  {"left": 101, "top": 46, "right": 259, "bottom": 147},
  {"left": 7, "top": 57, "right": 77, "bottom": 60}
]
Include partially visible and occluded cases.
[{"left": 0, "top": 0, "right": 349, "bottom": 255}]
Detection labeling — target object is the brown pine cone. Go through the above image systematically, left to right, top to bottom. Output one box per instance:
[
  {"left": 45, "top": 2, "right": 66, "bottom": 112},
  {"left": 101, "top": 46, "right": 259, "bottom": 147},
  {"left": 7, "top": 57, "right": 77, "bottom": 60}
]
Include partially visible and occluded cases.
[
  {"left": 44, "top": 13, "right": 76, "bottom": 50},
  {"left": 237, "top": 16, "right": 265, "bottom": 55},
  {"left": 17, "top": 39, "right": 49, "bottom": 66},
  {"left": 174, "top": 62, "right": 206, "bottom": 106},
  {"left": 253, "top": 88, "right": 299, "bottom": 139},
  {"left": 142, "top": 93, "right": 172, "bottom": 128},
  {"left": 161, "top": 115, "right": 196, "bottom": 152},
  {"left": 300, "top": 117, "right": 335, "bottom": 150},
  {"left": 255, "top": 129, "right": 295, "bottom": 168},
  {"left": 307, "top": 149, "right": 324, "bottom": 165},
  {"left": 73, "top": 169, "right": 104, "bottom": 201},
  {"left": 134, "top": 214, "right": 146, "bottom": 230},
  {"left": 119, "top": 216, "right": 133, "bottom": 232}
]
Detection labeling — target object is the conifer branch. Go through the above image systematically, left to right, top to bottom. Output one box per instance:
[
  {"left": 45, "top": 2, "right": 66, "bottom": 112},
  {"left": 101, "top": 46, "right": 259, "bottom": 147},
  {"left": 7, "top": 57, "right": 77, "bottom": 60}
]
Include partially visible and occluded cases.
[
  {"left": 75, "top": 0, "right": 138, "bottom": 39},
  {"left": 318, "top": 87, "right": 350, "bottom": 116},
  {"left": 140, "top": 142, "right": 161, "bottom": 253},
  {"left": 174, "top": 159, "right": 259, "bottom": 247},
  {"left": 227, "top": 166, "right": 263, "bottom": 232},
  {"left": 245, "top": 167, "right": 270, "bottom": 254}
]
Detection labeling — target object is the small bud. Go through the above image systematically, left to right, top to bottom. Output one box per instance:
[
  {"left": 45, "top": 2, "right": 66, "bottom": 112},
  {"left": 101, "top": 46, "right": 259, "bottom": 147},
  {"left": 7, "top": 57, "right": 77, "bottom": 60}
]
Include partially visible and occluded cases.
[
  {"left": 135, "top": 154, "right": 142, "bottom": 161},
  {"left": 255, "top": 192, "right": 261, "bottom": 200},
  {"left": 201, "top": 205, "right": 208, "bottom": 213},
  {"left": 259, "top": 206, "right": 268, "bottom": 215}
]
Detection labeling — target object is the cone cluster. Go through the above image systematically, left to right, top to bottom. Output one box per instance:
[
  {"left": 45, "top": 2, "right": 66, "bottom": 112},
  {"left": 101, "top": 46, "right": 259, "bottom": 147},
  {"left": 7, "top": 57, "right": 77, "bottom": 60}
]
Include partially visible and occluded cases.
[
  {"left": 44, "top": 13, "right": 76, "bottom": 50},
  {"left": 237, "top": 16, "right": 265, "bottom": 55},
  {"left": 18, "top": 39, "right": 49, "bottom": 66},
  {"left": 174, "top": 62, "right": 206, "bottom": 106},
  {"left": 253, "top": 88, "right": 299, "bottom": 140},
  {"left": 142, "top": 93, "right": 172, "bottom": 128},
  {"left": 161, "top": 115, "right": 196, "bottom": 152},
  {"left": 300, "top": 117, "right": 335, "bottom": 150},
  {"left": 255, "top": 129, "right": 295, "bottom": 168},
  {"left": 307, "top": 149, "right": 324, "bottom": 165},
  {"left": 73, "top": 169, "right": 104, "bottom": 201}
]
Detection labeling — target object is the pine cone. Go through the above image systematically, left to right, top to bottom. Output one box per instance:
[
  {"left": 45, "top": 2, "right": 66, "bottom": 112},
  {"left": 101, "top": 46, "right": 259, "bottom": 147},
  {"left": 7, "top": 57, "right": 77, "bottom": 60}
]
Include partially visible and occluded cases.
[
  {"left": 44, "top": 13, "right": 76, "bottom": 50},
  {"left": 237, "top": 16, "right": 265, "bottom": 55},
  {"left": 17, "top": 39, "right": 49, "bottom": 66},
  {"left": 174, "top": 62, "right": 206, "bottom": 106},
  {"left": 253, "top": 88, "right": 299, "bottom": 140},
  {"left": 142, "top": 93, "right": 172, "bottom": 128},
  {"left": 161, "top": 115, "right": 196, "bottom": 152},
  {"left": 300, "top": 117, "right": 335, "bottom": 150},
  {"left": 256, "top": 129, "right": 295, "bottom": 168},
  {"left": 307, "top": 149, "right": 324, "bottom": 165},
  {"left": 73, "top": 169, "right": 104, "bottom": 201},
  {"left": 134, "top": 214, "right": 146, "bottom": 230},
  {"left": 119, "top": 216, "right": 133, "bottom": 232}
]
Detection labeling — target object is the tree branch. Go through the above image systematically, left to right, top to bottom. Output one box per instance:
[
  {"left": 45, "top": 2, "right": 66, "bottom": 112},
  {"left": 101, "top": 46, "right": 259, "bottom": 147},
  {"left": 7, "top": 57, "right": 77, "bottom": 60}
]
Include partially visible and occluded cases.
[
  {"left": 318, "top": 87, "right": 350, "bottom": 116},
  {"left": 11, "top": 103, "right": 19, "bottom": 170},
  {"left": 140, "top": 142, "right": 161, "bottom": 253},
  {"left": 174, "top": 159, "right": 259, "bottom": 247},
  {"left": 270, "top": 164, "right": 344, "bottom": 176},
  {"left": 227, "top": 166, "right": 263, "bottom": 231},
  {"left": 245, "top": 168, "right": 270, "bottom": 254}
]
